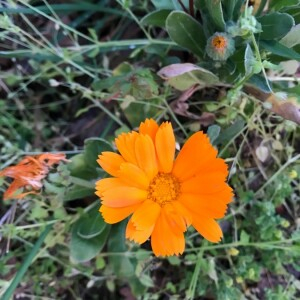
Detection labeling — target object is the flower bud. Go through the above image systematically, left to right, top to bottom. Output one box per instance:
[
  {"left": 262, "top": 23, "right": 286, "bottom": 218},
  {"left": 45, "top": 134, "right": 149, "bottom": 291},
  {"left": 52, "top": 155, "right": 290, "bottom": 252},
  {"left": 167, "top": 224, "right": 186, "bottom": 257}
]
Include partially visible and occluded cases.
[{"left": 205, "top": 32, "right": 235, "bottom": 61}]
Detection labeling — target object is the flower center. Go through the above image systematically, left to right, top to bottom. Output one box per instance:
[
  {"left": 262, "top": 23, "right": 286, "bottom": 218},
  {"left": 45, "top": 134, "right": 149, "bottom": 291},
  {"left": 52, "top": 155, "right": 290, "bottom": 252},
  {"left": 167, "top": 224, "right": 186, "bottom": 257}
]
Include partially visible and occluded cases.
[
  {"left": 212, "top": 36, "right": 227, "bottom": 52},
  {"left": 147, "top": 173, "right": 180, "bottom": 206}
]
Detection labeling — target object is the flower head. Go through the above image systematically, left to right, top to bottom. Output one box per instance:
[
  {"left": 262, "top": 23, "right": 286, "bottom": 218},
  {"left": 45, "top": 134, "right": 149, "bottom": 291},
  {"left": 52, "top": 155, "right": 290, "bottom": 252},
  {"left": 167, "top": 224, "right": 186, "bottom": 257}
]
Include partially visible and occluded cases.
[
  {"left": 206, "top": 32, "right": 235, "bottom": 61},
  {"left": 96, "top": 119, "right": 233, "bottom": 256},
  {"left": 0, "top": 153, "right": 68, "bottom": 200}
]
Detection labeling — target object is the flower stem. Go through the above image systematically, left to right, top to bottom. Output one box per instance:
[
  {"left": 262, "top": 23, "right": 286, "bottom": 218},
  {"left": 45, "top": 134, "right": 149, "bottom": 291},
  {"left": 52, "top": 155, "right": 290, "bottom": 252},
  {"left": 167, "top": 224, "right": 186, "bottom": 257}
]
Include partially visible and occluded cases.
[{"left": 189, "top": 0, "right": 194, "bottom": 17}]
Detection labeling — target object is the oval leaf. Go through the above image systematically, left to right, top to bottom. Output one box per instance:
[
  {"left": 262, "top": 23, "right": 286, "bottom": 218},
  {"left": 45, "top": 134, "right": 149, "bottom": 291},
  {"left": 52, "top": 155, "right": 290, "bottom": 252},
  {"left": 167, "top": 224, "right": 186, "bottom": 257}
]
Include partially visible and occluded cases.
[
  {"left": 205, "top": 0, "right": 225, "bottom": 31},
  {"left": 141, "top": 9, "right": 172, "bottom": 27},
  {"left": 166, "top": 11, "right": 206, "bottom": 58},
  {"left": 257, "top": 12, "right": 295, "bottom": 40},
  {"left": 280, "top": 24, "right": 300, "bottom": 48},
  {"left": 260, "top": 40, "right": 300, "bottom": 61},
  {"left": 158, "top": 63, "right": 218, "bottom": 90},
  {"left": 77, "top": 209, "right": 107, "bottom": 239},
  {"left": 70, "top": 221, "right": 110, "bottom": 263},
  {"left": 107, "top": 221, "right": 135, "bottom": 278}
]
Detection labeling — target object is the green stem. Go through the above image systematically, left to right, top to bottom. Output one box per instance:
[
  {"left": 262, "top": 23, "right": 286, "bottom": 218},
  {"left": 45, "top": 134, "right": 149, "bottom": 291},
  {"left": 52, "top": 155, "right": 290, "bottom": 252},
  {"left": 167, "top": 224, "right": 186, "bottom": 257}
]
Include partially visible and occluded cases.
[
  {"left": 250, "top": 33, "right": 273, "bottom": 92},
  {"left": 2, "top": 224, "right": 52, "bottom": 300}
]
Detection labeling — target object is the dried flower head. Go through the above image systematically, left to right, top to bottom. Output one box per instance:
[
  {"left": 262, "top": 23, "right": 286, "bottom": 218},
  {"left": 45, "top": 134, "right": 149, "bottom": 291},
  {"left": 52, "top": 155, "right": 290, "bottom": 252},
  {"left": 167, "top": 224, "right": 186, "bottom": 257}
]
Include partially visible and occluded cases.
[
  {"left": 206, "top": 32, "right": 235, "bottom": 61},
  {"left": 96, "top": 119, "right": 233, "bottom": 257},
  {"left": 0, "top": 153, "right": 68, "bottom": 200}
]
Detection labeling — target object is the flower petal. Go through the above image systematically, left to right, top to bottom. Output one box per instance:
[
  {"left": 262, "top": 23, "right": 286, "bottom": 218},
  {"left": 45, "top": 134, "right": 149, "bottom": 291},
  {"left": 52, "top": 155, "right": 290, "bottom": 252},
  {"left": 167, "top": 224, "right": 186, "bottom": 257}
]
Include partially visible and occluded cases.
[
  {"left": 139, "top": 118, "right": 159, "bottom": 141},
  {"left": 155, "top": 122, "right": 175, "bottom": 173},
  {"left": 115, "top": 131, "right": 138, "bottom": 165},
  {"left": 173, "top": 132, "right": 217, "bottom": 181},
  {"left": 135, "top": 134, "right": 158, "bottom": 180},
  {"left": 97, "top": 152, "right": 125, "bottom": 177},
  {"left": 117, "top": 163, "right": 150, "bottom": 190},
  {"left": 181, "top": 173, "right": 229, "bottom": 195},
  {"left": 95, "top": 178, "right": 127, "bottom": 198},
  {"left": 101, "top": 187, "right": 147, "bottom": 207},
  {"left": 179, "top": 193, "right": 229, "bottom": 219},
  {"left": 130, "top": 200, "right": 161, "bottom": 230},
  {"left": 172, "top": 201, "right": 193, "bottom": 227},
  {"left": 100, "top": 203, "right": 140, "bottom": 224},
  {"left": 151, "top": 208, "right": 185, "bottom": 257},
  {"left": 192, "top": 217, "right": 223, "bottom": 243},
  {"left": 126, "top": 218, "right": 154, "bottom": 244}
]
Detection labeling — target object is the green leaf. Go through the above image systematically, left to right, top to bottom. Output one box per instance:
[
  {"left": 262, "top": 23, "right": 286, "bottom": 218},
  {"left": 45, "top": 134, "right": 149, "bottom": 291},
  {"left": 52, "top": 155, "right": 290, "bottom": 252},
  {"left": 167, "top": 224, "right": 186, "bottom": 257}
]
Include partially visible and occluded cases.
[
  {"left": 151, "top": 0, "right": 189, "bottom": 9},
  {"left": 205, "top": 0, "right": 225, "bottom": 31},
  {"left": 223, "top": 0, "right": 239, "bottom": 20},
  {"left": 232, "top": 0, "right": 245, "bottom": 20},
  {"left": 269, "top": 0, "right": 299, "bottom": 11},
  {"left": 141, "top": 9, "right": 172, "bottom": 27},
  {"left": 166, "top": 11, "right": 206, "bottom": 58},
  {"left": 257, "top": 12, "right": 295, "bottom": 40},
  {"left": 280, "top": 24, "right": 300, "bottom": 48},
  {"left": 260, "top": 40, "right": 300, "bottom": 60},
  {"left": 244, "top": 44, "right": 255, "bottom": 75},
  {"left": 158, "top": 63, "right": 218, "bottom": 91},
  {"left": 248, "top": 74, "right": 272, "bottom": 93},
  {"left": 214, "top": 118, "right": 245, "bottom": 146},
  {"left": 207, "top": 125, "right": 221, "bottom": 145},
  {"left": 68, "top": 138, "right": 113, "bottom": 180},
  {"left": 84, "top": 138, "right": 113, "bottom": 169},
  {"left": 63, "top": 184, "right": 95, "bottom": 201},
  {"left": 77, "top": 209, "right": 107, "bottom": 239},
  {"left": 70, "top": 210, "right": 110, "bottom": 263},
  {"left": 107, "top": 221, "right": 135, "bottom": 278},
  {"left": 240, "top": 230, "right": 250, "bottom": 243}
]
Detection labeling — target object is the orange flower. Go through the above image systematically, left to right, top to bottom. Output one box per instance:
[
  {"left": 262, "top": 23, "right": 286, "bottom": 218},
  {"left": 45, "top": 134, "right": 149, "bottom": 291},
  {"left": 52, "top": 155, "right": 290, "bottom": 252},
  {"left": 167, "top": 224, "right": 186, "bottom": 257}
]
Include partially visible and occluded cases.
[
  {"left": 96, "top": 119, "right": 233, "bottom": 256},
  {"left": 0, "top": 153, "right": 68, "bottom": 200}
]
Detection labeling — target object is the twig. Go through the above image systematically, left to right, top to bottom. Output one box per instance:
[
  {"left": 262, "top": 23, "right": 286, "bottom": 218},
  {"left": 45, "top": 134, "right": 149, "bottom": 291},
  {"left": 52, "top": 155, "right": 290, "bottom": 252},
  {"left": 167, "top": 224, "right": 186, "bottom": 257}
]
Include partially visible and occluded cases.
[
  {"left": 177, "top": 0, "right": 188, "bottom": 13},
  {"left": 189, "top": 0, "right": 194, "bottom": 17}
]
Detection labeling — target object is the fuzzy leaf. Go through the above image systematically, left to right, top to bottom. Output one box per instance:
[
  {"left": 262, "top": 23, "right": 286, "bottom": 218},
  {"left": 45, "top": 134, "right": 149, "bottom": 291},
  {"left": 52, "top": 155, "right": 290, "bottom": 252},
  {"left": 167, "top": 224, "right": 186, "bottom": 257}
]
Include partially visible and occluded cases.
[
  {"left": 205, "top": 0, "right": 225, "bottom": 31},
  {"left": 141, "top": 9, "right": 172, "bottom": 27},
  {"left": 166, "top": 11, "right": 206, "bottom": 58},
  {"left": 257, "top": 12, "right": 295, "bottom": 40},
  {"left": 280, "top": 24, "right": 300, "bottom": 48},
  {"left": 260, "top": 40, "right": 300, "bottom": 61},
  {"left": 158, "top": 63, "right": 218, "bottom": 90}
]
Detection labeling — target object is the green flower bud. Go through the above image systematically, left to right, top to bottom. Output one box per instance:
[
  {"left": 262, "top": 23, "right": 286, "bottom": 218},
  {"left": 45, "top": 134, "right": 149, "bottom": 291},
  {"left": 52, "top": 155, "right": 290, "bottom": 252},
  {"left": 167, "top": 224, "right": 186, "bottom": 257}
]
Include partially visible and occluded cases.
[{"left": 205, "top": 32, "right": 235, "bottom": 61}]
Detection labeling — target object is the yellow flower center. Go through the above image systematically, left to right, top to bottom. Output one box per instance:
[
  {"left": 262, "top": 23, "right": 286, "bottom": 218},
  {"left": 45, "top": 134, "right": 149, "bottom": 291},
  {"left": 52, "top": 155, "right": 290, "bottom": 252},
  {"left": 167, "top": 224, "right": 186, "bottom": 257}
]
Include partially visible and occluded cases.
[
  {"left": 212, "top": 35, "right": 227, "bottom": 52},
  {"left": 147, "top": 173, "right": 180, "bottom": 206}
]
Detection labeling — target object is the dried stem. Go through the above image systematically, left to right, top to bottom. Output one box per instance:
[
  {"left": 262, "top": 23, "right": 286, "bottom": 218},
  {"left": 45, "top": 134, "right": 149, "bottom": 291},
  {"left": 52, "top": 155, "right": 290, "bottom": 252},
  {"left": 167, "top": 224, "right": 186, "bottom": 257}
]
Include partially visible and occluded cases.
[
  {"left": 177, "top": 0, "right": 188, "bottom": 13},
  {"left": 189, "top": 0, "right": 194, "bottom": 17}
]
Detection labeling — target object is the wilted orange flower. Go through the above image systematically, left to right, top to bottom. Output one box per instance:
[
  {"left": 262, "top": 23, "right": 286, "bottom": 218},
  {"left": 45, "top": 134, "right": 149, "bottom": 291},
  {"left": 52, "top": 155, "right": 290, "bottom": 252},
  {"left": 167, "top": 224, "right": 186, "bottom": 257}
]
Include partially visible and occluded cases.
[
  {"left": 96, "top": 119, "right": 233, "bottom": 256},
  {"left": 0, "top": 153, "right": 68, "bottom": 200}
]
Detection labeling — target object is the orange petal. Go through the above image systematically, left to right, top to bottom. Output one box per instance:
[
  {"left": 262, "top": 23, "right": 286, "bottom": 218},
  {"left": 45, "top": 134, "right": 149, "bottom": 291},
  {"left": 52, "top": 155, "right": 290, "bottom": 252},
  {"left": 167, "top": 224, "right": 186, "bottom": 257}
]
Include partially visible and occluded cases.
[
  {"left": 139, "top": 118, "right": 159, "bottom": 141},
  {"left": 155, "top": 122, "right": 175, "bottom": 173},
  {"left": 115, "top": 131, "right": 138, "bottom": 165},
  {"left": 173, "top": 132, "right": 217, "bottom": 181},
  {"left": 135, "top": 134, "right": 158, "bottom": 180},
  {"left": 97, "top": 152, "right": 125, "bottom": 177},
  {"left": 200, "top": 157, "right": 228, "bottom": 174},
  {"left": 117, "top": 162, "right": 150, "bottom": 190},
  {"left": 181, "top": 173, "right": 229, "bottom": 195},
  {"left": 95, "top": 178, "right": 126, "bottom": 198},
  {"left": 3, "top": 179, "right": 28, "bottom": 200},
  {"left": 101, "top": 186, "right": 147, "bottom": 207},
  {"left": 179, "top": 193, "right": 229, "bottom": 219},
  {"left": 131, "top": 200, "right": 161, "bottom": 230},
  {"left": 172, "top": 201, "right": 193, "bottom": 227},
  {"left": 163, "top": 203, "right": 187, "bottom": 233},
  {"left": 100, "top": 204, "right": 140, "bottom": 224},
  {"left": 151, "top": 209, "right": 185, "bottom": 257},
  {"left": 192, "top": 217, "right": 223, "bottom": 243},
  {"left": 126, "top": 218, "right": 154, "bottom": 244}
]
